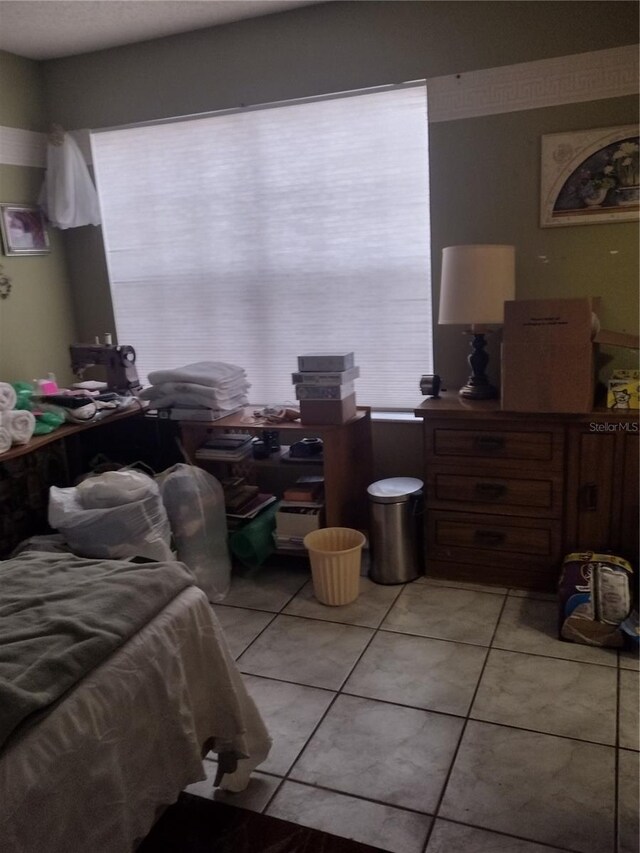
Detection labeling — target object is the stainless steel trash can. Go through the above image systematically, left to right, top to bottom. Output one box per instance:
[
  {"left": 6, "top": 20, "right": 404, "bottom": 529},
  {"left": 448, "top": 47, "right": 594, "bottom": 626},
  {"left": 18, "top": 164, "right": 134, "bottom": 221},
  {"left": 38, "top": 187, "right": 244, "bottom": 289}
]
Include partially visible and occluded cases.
[{"left": 367, "top": 477, "right": 424, "bottom": 584}]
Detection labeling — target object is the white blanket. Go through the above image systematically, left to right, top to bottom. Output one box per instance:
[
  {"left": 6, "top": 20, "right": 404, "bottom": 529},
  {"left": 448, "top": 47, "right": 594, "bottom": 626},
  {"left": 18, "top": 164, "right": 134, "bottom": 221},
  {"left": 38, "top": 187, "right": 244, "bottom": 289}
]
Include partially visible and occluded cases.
[
  {"left": 148, "top": 362, "right": 246, "bottom": 389},
  {"left": 141, "top": 381, "right": 250, "bottom": 406},
  {"left": 0, "top": 585, "right": 271, "bottom": 853}
]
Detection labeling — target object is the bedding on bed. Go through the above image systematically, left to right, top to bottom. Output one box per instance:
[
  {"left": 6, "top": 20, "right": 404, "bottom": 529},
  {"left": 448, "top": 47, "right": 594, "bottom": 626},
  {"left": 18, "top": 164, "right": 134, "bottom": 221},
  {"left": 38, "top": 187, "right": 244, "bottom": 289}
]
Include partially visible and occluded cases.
[
  {"left": 0, "top": 551, "right": 194, "bottom": 749},
  {"left": 0, "top": 585, "right": 272, "bottom": 853}
]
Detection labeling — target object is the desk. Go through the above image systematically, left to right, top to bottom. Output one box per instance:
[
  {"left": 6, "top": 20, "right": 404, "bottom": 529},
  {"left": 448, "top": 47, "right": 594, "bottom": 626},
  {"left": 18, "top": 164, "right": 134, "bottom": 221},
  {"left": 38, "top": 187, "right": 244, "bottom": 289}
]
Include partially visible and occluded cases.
[{"left": 0, "top": 404, "right": 150, "bottom": 557}]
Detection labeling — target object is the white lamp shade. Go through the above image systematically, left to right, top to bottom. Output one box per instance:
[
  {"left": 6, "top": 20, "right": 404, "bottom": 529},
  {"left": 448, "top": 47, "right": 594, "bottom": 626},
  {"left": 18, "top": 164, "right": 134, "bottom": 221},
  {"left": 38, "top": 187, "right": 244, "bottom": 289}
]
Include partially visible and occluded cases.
[{"left": 438, "top": 244, "right": 516, "bottom": 325}]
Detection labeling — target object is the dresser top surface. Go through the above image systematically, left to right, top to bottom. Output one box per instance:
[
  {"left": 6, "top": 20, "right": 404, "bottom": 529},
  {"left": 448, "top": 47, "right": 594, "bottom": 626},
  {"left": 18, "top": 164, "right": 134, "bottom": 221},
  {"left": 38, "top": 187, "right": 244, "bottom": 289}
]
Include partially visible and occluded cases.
[{"left": 414, "top": 392, "right": 639, "bottom": 423}]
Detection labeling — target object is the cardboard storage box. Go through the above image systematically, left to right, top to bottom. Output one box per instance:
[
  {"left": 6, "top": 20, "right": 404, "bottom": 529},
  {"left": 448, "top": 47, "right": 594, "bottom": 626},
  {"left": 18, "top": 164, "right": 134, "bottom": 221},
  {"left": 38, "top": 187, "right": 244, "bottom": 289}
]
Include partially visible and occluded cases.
[
  {"left": 502, "top": 298, "right": 595, "bottom": 413},
  {"left": 502, "top": 298, "right": 639, "bottom": 413},
  {"left": 300, "top": 393, "right": 357, "bottom": 425},
  {"left": 275, "top": 506, "right": 323, "bottom": 538}
]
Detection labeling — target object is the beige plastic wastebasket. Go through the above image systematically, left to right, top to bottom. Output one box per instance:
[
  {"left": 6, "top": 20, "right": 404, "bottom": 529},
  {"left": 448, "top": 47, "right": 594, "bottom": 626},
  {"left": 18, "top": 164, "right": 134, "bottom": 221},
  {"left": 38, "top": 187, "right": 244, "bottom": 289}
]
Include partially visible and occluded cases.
[{"left": 303, "top": 527, "right": 366, "bottom": 606}]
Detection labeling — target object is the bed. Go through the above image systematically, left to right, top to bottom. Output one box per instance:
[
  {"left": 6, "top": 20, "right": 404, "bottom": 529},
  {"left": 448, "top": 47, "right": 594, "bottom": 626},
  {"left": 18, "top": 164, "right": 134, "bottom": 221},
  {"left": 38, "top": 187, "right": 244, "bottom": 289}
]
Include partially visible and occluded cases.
[{"left": 0, "top": 551, "right": 271, "bottom": 853}]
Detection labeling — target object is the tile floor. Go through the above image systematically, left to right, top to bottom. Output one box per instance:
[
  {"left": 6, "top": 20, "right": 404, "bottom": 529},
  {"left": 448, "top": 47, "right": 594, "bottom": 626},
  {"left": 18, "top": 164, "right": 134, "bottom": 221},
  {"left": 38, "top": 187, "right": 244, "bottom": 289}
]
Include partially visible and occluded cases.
[{"left": 187, "top": 564, "right": 639, "bottom": 853}]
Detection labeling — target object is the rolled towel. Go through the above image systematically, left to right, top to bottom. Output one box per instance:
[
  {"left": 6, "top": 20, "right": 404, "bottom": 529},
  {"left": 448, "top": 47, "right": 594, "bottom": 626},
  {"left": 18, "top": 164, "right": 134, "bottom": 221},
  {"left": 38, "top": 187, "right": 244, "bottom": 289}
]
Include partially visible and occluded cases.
[
  {"left": 0, "top": 382, "right": 17, "bottom": 412},
  {"left": 3, "top": 409, "right": 36, "bottom": 445},
  {"left": 0, "top": 424, "right": 11, "bottom": 454}
]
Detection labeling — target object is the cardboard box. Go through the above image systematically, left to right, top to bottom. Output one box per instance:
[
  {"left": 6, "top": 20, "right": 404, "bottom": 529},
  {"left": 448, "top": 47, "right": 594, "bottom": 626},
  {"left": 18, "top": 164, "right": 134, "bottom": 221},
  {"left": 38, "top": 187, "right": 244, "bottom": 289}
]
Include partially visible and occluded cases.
[
  {"left": 502, "top": 298, "right": 595, "bottom": 413},
  {"left": 297, "top": 352, "right": 355, "bottom": 372},
  {"left": 607, "top": 370, "right": 640, "bottom": 410},
  {"left": 295, "top": 382, "right": 355, "bottom": 401},
  {"left": 299, "top": 393, "right": 357, "bottom": 425},
  {"left": 275, "top": 506, "right": 323, "bottom": 538}
]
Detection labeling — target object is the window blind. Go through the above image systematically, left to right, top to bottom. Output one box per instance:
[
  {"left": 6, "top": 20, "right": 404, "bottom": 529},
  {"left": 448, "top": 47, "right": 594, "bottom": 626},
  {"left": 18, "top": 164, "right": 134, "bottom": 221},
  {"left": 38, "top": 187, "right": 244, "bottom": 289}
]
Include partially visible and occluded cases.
[{"left": 91, "top": 84, "right": 432, "bottom": 408}]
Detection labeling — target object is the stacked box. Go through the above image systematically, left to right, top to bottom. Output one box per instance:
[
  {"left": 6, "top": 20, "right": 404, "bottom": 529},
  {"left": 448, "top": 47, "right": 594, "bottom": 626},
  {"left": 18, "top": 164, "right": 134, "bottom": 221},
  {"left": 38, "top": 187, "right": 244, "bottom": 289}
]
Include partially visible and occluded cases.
[
  {"left": 294, "top": 353, "right": 359, "bottom": 424},
  {"left": 607, "top": 370, "right": 640, "bottom": 410}
]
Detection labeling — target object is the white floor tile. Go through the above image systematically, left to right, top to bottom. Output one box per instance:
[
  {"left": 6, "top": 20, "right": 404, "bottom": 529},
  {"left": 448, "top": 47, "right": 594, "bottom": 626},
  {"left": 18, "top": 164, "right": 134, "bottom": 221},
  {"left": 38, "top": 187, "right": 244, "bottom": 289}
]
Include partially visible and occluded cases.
[
  {"left": 284, "top": 577, "right": 402, "bottom": 627},
  {"left": 381, "top": 583, "right": 504, "bottom": 646},
  {"left": 493, "top": 597, "right": 618, "bottom": 666},
  {"left": 211, "top": 605, "right": 274, "bottom": 658},
  {"left": 237, "top": 614, "right": 373, "bottom": 689},
  {"left": 344, "top": 631, "right": 486, "bottom": 715},
  {"left": 471, "top": 649, "right": 617, "bottom": 744},
  {"left": 243, "top": 675, "right": 335, "bottom": 775},
  {"left": 290, "top": 694, "right": 463, "bottom": 813},
  {"left": 440, "top": 721, "right": 615, "bottom": 853},
  {"left": 267, "top": 781, "right": 431, "bottom": 853},
  {"left": 427, "top": 820, "right": 573, "bottom": 852}
]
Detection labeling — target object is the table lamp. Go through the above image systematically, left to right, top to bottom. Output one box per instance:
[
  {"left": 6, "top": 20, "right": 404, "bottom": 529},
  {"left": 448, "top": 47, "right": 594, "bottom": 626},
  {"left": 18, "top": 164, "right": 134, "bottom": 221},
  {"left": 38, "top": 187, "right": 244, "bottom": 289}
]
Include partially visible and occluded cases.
[{"left": 438, "top": 244, "right": 515, "bottom": 399}]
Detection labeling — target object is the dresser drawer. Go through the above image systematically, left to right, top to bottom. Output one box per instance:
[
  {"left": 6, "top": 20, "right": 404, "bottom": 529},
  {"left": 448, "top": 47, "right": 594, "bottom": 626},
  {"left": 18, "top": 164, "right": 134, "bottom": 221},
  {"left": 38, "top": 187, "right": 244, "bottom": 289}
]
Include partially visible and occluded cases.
[
  {"left": 426, "top": 424, "right": 564, "bottom": 471},
  {"left": 427, "top": 469, "right": 562, "bottom": 518},
  {"left": 428, "top": 511, "right": 562, "bottom": 568}
]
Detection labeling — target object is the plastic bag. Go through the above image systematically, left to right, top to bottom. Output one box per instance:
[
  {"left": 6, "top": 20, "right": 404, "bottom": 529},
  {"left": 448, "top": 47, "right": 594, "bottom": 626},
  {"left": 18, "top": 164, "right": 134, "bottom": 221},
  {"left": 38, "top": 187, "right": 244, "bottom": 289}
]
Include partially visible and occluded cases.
[
  {"left": 157, "top": 463, "right": 231, "bottom": 602},
  {"left": 77, "top": 469, "right": 157, "bottom": 508},
  {"left": 48, "top": 470, "right": 173, "bottom": 562}
]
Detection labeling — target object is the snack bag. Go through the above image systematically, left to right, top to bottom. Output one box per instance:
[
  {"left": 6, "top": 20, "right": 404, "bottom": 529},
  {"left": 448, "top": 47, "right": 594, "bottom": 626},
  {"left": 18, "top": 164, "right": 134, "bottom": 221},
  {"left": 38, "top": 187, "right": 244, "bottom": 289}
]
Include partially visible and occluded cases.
[{"left": 558, "top": 551, "right": 634, "bottom": 648}]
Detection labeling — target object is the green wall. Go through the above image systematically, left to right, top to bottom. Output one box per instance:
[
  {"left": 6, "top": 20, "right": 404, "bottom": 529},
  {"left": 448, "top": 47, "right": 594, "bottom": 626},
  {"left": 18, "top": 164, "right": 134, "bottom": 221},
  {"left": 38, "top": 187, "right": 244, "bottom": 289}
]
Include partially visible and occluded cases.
[
  {"left": 35, "top": 0, "right": 639, "bottom": 394},
  {"left": 0, "top": 51, "right": 77, "bottom": 385}
]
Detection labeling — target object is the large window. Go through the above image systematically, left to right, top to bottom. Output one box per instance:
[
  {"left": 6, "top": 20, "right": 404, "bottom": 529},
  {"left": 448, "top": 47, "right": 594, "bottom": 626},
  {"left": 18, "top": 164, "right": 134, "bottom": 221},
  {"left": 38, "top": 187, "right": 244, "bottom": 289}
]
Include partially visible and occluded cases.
[{"left": 91, "top": 84, "right": 432, "bottom": 408}]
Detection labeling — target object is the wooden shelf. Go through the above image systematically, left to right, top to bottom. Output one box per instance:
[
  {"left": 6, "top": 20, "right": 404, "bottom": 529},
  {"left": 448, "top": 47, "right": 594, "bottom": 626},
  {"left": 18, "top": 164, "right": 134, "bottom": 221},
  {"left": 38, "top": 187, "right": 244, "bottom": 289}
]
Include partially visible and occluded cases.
[
  {"left": 0, "top": 402, "right": 148, "bottom": 463},
  {"left": 177, "top": 406, "right": 372, "bottom": 529}
]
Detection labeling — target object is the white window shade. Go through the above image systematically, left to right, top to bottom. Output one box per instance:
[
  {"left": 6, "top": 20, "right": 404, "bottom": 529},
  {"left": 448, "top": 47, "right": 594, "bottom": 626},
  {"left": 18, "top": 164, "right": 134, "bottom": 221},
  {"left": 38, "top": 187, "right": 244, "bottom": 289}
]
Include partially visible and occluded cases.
[{"left": 91, "top": 84, "right": 432, "bottom": 408}]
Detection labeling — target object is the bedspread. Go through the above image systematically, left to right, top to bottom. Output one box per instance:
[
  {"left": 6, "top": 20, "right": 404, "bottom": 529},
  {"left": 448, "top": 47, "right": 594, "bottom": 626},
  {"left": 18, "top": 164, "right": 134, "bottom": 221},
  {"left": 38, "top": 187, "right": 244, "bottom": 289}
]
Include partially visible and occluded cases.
[{"left": 0, "top": 551, "right": 193, "bottom": 749}]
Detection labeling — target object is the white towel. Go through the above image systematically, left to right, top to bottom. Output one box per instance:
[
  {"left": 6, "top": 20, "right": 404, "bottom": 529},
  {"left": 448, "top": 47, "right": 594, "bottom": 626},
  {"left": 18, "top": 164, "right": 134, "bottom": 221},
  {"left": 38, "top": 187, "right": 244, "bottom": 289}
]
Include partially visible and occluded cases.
[
  {"left": 148, "top": 362, "right": 246, "bottom": 389},
  {"left": 140, "top": 381, "right": 250, "bottom": 408},
  {"left": 0, "top": 383, "right": 17, "bottom": 412},
  {"left": 2, "top": 409, "right": 36, "bottom": 445},
  {"left": 0, "top": 424, "right": 11, "bottom": 454}
]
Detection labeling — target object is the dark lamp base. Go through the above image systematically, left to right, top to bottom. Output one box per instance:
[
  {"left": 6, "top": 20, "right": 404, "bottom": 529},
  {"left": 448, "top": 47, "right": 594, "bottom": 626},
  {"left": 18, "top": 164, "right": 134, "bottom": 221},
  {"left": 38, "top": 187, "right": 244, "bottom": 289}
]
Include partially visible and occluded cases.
[
  {"left": 459, "top": 331, "right": 499, "bottom": 400},
  {"left": 459, "top": 380, "right": 499, "bottom": 400}
]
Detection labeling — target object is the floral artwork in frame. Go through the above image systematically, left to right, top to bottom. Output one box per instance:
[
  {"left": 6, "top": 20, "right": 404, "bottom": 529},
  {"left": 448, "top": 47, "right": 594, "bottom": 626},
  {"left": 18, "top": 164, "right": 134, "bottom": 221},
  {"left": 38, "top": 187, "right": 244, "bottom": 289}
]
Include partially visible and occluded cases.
[
  {"left": 540, "top": 125, "right": 639, "bottom": 227},
  {"left": 0, "top": 204, "right": 51, "bottom": 255}
]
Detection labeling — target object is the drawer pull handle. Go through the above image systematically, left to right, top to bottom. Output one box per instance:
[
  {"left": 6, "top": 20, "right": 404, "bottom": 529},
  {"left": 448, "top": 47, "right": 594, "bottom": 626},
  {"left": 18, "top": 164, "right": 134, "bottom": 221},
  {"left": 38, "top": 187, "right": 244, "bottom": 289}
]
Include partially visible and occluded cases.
[
  {"left": 474, "top": 435, "right": 505, "bottom": 453},
  {"left": 474, "top": 482, "right": 507, "bottom": 500},
  {"left": 474, "top": 529, "right": 506, "bottom": 547}
]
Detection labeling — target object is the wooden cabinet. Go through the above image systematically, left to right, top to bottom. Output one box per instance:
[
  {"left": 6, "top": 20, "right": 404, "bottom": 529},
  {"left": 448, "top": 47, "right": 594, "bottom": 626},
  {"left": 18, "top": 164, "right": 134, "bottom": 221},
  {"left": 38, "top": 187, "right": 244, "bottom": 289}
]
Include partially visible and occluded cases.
[
  {"left": 416, "top": 394, "right": 639, "bottom": 591},
  {"left": 177, "top": 407, "right": 372, "bottom": 530},
  {"left": 565, "top": 424, "right": 639, "bottom": 559}
]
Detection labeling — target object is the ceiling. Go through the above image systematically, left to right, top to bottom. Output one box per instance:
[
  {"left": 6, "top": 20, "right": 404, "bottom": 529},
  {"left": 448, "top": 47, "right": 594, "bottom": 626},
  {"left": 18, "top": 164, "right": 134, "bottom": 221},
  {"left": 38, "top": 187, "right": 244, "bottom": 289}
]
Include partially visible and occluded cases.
[{"left": 0, "top": 0, "right": 325, "bottom": 61}]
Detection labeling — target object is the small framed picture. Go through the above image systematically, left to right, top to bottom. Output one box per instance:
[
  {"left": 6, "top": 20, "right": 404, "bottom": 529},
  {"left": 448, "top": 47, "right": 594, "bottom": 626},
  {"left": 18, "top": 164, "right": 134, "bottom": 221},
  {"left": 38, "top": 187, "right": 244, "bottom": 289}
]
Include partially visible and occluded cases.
[{"left": 0, "top": 204, "right": 51, "bottom": 255}]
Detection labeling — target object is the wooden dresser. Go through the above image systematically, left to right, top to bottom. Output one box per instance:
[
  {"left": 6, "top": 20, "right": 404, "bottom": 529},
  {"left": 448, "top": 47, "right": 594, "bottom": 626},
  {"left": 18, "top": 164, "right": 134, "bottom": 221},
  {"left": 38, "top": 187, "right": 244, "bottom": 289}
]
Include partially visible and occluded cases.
[{"left": 415, "top": 393, "right": 639, "bottom": 591}]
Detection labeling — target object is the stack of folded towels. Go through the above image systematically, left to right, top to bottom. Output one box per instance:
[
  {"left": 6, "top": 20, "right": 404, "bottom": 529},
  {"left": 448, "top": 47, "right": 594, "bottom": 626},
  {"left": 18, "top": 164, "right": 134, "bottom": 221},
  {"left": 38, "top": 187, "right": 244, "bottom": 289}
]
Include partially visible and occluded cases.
[
  {"left": 139, "top": 361, "right": 250, "bottom": 418},
  {"left": 0, "top": 382, "right": 36, "bottom": 454}
]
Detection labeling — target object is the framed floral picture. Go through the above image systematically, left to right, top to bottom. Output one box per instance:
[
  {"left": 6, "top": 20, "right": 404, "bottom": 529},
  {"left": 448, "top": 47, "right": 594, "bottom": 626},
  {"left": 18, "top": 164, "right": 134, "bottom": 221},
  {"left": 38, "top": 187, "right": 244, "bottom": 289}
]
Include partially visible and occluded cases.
[
  {"left": 540, "top": 125, "right": 639, "bottom": 227},
  {"left": 0, "top": 204, "right": 51, "bottom": 255}
]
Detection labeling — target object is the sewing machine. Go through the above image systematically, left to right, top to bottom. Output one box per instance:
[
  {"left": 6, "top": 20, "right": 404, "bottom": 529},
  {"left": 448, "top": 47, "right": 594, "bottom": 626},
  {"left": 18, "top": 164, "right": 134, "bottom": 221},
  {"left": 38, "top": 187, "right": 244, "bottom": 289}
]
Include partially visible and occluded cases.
[{"left": 70, "top": 343, "right": 142, "bottom": 395}]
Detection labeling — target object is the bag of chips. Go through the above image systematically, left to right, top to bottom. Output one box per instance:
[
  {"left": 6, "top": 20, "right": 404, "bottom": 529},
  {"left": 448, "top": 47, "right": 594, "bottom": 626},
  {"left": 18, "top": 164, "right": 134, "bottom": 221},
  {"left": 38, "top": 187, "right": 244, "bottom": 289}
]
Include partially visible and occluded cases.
[{"left": 558, "top": 551, "right": 634, "bottom": 648}]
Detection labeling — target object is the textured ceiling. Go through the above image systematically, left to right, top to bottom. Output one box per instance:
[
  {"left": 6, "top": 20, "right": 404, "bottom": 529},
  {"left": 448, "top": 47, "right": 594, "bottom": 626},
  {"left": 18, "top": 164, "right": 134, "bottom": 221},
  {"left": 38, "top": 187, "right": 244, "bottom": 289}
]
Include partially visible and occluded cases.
[{"left": 0, "top": 0, "right": 324, "bottom": 60}]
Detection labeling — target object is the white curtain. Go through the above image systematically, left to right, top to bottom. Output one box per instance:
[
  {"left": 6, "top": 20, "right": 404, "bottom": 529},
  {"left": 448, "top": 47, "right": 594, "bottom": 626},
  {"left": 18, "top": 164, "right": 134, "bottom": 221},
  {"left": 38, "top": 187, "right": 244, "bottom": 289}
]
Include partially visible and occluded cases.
[{"left": 91, "top": 84, "right": 432, "bottom": 408}]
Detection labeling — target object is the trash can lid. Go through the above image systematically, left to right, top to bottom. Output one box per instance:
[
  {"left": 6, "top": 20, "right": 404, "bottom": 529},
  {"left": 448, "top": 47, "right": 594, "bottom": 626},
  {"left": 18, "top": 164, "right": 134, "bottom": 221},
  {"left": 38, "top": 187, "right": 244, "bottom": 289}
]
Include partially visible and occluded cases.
[{"left": 367, "top": 477, "right": 423, "bottom": 503}]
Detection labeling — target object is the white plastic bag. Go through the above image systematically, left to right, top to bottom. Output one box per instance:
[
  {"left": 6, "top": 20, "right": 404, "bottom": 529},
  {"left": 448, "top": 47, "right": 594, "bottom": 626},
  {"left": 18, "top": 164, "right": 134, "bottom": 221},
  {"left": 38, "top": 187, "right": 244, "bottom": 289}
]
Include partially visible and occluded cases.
[
  {"left": 157, "top": 463, "right": 231, "bottom": 602},
  {"left": 76, "top": 469, "right": 156, "bottom": 508},
  {"left": 48, "top": 471, "right": 173, "bottom": 562}
]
